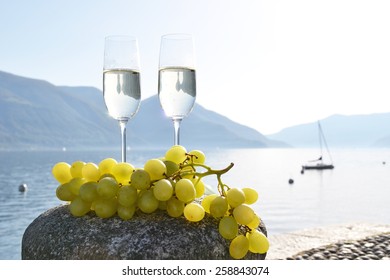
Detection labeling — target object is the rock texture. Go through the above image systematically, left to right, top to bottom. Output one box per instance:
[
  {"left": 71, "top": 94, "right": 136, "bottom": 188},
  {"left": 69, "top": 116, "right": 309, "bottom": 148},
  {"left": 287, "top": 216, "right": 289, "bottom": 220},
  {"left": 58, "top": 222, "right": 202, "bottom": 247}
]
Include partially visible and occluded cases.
[{"left": 22, "top": 205, "right": 267, "bottom": 260}]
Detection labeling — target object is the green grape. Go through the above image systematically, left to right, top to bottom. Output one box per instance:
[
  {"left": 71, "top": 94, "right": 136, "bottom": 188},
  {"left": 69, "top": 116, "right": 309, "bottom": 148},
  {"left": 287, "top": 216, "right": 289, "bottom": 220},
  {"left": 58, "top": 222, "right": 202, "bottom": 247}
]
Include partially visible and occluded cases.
[
  {"left": 165, "top": 145, "right": 187, "bottom": 164},
  {"left": 188, "top": 150, "right": 206, "bottom": 164},
  {"left": 98, "top": 158, "right": 118, "bottom": 174},
  {"left": 144, "top": 159, "right": 166, "bottom": 181},
  {"left": 163, "top": 160, "right": 179, "bottom": 177},
  {"left": 70, "top": 161, "right": 85, "bottom": 178},
  {"left": 52, "top": 162, "right": 72, "bottom": 184},
  {"left": 82, "top": 162, "right": 100, "bottom": 182},
  {"left": 111, "top": 162, "right": 134, "bottom": 185},
  {"left": 131, "top": 169, "right": 151, "bottom": 190},
  {"left": 185, "top": 176, "right": 205, "bottom": 198},
  {"left": 68, "top": 177, "right": 87, "bottom": 195},
  {"left": 97, "top": 177, "right": 119, "bottom": 199},
  {"left": 175, "top": 178, "right": 196, "bottom": 203},
  {"left": 153, "top": 179, "right": 173, "bottom": 201},
  {"left": 194, "top": 179, "right": 205, "bottom": 198},
  {"left": 79, "top": 181, "right": 99, "bottom": 202},
  {"left": 56, "top": 182, "right": 77, "bottom": 201},
  {"left": 117, "top": 185, "right": 138, "bottom": 206},
  {"left": 226, "top": 187, "right": 246, "bottom": 208},
  {"left": 242, "top": 187, "right": 258, "bottom": 204},
  {"left": 137, "top": 190, "right": 159, "bottom": 214},
  {"left": 201, "top": 194, "right": 218, "bottom": 213},
  {"left": 69, "top": 196, "right": 92, "bottom": 217},
  {"left": 210, "top": 196, "right": 228, "bottom": 218},
  {"left": 166, "top": 197, "right": 184, "bottom": 218},
  {"left": 94, "top": 198, "right": 117, "bottom": 218},
  {"left": 183, "top": 203, "right": 205, "bottom": 222},
  {"left": 233, "top": 204, "right": 255, "bottom": 225},
  {"left": 117, "top": 205, "right": 136, "bottom": 220},
  {"left": 247, "top": 213, "right": 260, "bottom": 229},
  {"left": 218, "top": 216, "right": 238, "bottom": 239},
  {"left": 246, "top": 230, "right": 269, "bottom": 254},
  {"left": 229, "top": 235, "right": 249, "bottom": 259}
]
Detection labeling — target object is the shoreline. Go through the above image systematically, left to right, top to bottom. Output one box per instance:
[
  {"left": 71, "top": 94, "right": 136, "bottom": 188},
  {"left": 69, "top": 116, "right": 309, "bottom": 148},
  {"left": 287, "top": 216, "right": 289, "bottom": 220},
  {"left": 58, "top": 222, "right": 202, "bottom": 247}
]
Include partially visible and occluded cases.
[{"left": 266, "top": 222, "right": 390, "bottom": 260}]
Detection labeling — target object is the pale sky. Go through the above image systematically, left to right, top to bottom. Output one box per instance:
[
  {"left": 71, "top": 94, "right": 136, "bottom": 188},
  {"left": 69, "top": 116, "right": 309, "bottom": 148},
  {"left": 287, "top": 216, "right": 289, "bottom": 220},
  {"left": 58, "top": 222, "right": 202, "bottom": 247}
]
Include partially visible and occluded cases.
[{"left": 1, "top": 0, "right": 390, "bottom": 134}]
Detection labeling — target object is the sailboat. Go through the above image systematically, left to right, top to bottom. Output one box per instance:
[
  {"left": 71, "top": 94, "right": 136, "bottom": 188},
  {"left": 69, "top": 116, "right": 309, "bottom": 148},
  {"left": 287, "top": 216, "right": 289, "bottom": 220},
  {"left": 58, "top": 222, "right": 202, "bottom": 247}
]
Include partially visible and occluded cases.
[{"left": 302, "top": 121, "right": 334, "bottom": 171}]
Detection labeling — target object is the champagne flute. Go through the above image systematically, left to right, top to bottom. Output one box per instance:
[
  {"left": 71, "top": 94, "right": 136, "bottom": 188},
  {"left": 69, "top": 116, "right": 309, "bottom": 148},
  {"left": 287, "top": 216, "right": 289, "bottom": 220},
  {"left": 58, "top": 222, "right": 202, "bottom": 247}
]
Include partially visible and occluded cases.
[
  {"left": 158, "top": 33, "right": 196, "bottom": 146},
  {"left": 103, "top": 36, "right": 141, "bottom": 162}
]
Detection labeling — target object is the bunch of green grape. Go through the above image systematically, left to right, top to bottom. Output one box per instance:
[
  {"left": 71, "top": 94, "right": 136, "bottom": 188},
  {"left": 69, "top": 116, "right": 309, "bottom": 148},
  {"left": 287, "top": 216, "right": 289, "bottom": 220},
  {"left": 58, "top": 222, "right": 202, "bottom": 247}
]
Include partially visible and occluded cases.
[{"left": 51, "top": 145, "right": 269, "bottom": 259}]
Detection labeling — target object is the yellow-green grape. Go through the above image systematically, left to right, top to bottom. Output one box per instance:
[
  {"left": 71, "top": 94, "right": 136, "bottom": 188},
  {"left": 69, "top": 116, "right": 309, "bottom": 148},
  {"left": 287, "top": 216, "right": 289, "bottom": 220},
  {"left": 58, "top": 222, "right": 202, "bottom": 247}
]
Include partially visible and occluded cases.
[
  {"left": 165, "top": 145, "right": 187, "bottom": 164},
  {"left": 189, "top": 150, "right": 206, "bottom": 164},
  {"left": 98, "top": 158, "right": 118, "bottom": 174},
  {"left": 144, "top": 159, "right": 166, "bottom": 181},
  {"left": 163, "top": 160, "right": 179, "bottom": 177},
  {"left": 70, "top": 161, "right": 85, "bottom": 178},
  {"left": 52, "top": 162, "right": 72, "bottom": 184},
  {"left": 82, "top": 162, "right": 100, "bottom": 182},
  {"left": 111, "top": 162, "right": 134, "bottom": 185},
  {"left": 131, "top": 169, "right": 151, "bottom": 190},
  {"left": 68, "top": 177, "right": 87, "bottom": 196},
  {"left": 97, "top": 177, "right": 119, "bottom": 199},
  {"left": 175, "top": 178, "right": 196, "bottom": 203},
  {"left": 153, "top": 179, "right": 173, "bottom": 201},
  {"left": 194, "top": 179, "right": 205, "bottom": 198},
  {"left": 56, "top": 182, "right": 77, "bottom": 201},
  {"left": 79, "top": 182, "right": 99, "bottom": 202},
  {"left": 117, "top": 185, "right": 138, "bottom": 206},
  {"left": 226, "top": 187, "right": 246, "bottom": 208},
  {"left": 242, "top": 187, "right": 258, "bottom": 204},
  {"left": 137, "top": 190, "right": 159, "bottom": 214},
  {"left": 201, "top": 194, "right": 218, "bottom": 213},
  {"left": 69, "top": 196, "right": 92, "bottom": 217},
  {"left": 210, "top": 196, "right": 228, "bottom": 218},
  {"left": 166, "top": 197, "right": 184, "bottom": 217},
  {"left": 94, "top": 198, "right": 117, "bottom": 218},
  {"left": 183, "top": 203, "right": 205, "bottom": 222},
  {"left": 233, "top": 204, "right": 255, "bottom": 225},
  {"left": 117, "top": 205, "right": 136, "bottom": 220},
  {"left": 247, "top": 213, "right": 261, "bottom": 229},
  {"left": 219, "top": 216, "right": 238, "bottom": 239},
  {"left": 246, "top": 230, "right": 269, "bottom": 254},
  {"left": 229, "top": 235, "right": 249, "bottom": 259}
]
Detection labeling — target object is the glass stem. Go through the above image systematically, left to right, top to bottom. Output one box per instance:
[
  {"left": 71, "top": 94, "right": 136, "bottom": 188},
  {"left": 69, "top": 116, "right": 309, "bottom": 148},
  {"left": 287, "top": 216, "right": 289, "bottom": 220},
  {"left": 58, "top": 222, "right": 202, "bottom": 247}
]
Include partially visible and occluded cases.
[
  {"left": 172, "top": 118, "right": 182, "bottom": 146},
  {"left": 119, "top": 119, "right": 128, "bottom": 162}
]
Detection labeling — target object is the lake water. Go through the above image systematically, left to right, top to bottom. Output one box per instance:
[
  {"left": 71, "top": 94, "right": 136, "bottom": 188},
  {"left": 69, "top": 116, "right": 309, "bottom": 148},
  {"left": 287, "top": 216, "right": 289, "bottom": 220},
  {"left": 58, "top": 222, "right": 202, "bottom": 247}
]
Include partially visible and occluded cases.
[{"left": 1, "top": 147, "right": 390, "bottom": 260}]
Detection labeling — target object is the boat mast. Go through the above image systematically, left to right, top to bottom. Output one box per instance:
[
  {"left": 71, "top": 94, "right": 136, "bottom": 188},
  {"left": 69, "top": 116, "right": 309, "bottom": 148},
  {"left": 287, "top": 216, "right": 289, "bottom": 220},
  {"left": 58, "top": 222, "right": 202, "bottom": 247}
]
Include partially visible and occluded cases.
[{"left": 318, "top": 121, "right": 333, "bottom": 164}]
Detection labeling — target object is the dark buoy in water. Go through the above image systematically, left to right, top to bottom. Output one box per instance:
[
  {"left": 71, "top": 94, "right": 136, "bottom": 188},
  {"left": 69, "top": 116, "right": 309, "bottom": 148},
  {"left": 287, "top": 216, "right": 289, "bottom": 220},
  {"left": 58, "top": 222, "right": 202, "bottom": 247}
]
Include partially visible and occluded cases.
[
  {"left": 288, "top": 178, "right": 294, "bottom": 184},
  {"left": 19, "top": 183, "right": 28, "bottom": 192}
]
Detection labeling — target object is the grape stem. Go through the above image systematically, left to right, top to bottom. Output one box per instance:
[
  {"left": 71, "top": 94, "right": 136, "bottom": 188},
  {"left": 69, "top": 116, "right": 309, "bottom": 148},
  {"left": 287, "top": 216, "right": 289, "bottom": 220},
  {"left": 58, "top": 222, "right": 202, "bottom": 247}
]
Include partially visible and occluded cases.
[{"left": 178, "top": 162, "right": 234, "bottom": 196}]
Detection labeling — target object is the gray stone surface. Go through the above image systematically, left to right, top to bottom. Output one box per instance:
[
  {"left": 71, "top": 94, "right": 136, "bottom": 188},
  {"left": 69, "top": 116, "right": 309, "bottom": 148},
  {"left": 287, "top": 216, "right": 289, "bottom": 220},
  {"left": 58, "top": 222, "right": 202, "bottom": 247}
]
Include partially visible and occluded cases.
[{"left": 22, "top": 205, "right": 267, "bottom": 260}]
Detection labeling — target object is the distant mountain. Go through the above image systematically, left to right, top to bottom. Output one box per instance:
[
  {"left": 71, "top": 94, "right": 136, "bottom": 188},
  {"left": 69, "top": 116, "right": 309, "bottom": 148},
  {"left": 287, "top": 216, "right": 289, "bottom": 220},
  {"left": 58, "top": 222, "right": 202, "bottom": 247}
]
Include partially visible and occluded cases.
[
  {"left": 0, "top": 70, "right": 285, "bottom": 150},
  {"left": 267, "top": 113, "right": 390, "bottom": 147}
]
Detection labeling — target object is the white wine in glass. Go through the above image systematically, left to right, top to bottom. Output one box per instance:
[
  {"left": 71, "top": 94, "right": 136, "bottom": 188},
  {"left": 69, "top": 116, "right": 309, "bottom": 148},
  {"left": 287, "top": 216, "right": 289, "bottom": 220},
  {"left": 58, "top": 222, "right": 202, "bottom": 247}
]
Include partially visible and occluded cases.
[
  {"left": 158, "top": 34, "right": 196, "bottom": 146},
  {"left": 103, "top": 36, "right": 141, "bottom": 162}
]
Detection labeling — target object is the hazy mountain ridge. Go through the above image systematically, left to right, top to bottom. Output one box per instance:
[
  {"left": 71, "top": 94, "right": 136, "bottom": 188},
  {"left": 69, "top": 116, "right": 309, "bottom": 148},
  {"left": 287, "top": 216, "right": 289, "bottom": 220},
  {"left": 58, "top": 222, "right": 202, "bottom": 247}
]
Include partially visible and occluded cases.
[
  {"left": 0, "top": 70, "right": 283, "bottom": 150},
  {"left": 267, "top": 113, "right": 390, "bottom": 147}
]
